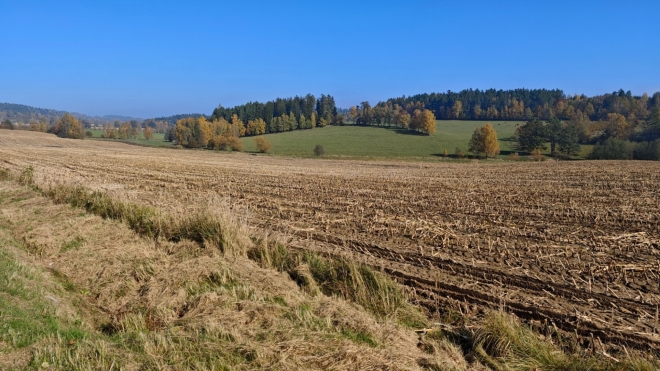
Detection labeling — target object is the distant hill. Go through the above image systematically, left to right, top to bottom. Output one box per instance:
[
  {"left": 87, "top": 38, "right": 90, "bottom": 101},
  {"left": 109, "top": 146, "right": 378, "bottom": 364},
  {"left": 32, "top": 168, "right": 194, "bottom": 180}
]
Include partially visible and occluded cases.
[
  {"left": 0, "top": 103, "right": 141, "bottom": 125},
  {"left": 149, "top": 113, "right": 207, "bottom": 125},
  {"left": 101, "top": 114, "right": 143, "bottom": 122}
]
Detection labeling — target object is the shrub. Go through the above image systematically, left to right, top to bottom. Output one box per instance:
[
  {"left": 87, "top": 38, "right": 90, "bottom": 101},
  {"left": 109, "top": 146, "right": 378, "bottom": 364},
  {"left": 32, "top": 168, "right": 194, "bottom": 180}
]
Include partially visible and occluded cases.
[
  {"left": 0, "top": 119, "right": 15, "bottom": 130},
  {"left": 29, "top": 123, "right": 47, "bottom": 132},
  {"left": 143, "top": 127, "right": 154, "bottom": 141},
  {"left": 85, "top": 130, "right": 93, "bottom": 138},
  {"left": 208, "top": 135, "right": 228, "bottom": 150},
  {"left": 227, "top": 136, "right": 243, "bottom": 152},
  {"left": 254, "top": 137, "right": 271, "bottom": 153},
  {"left": 589, "top": 138, "right": 634, "bottom": 160},
  {"left": 633, "top": 139, "right": 660, "bottom": 160},
  {"left": 313, "top": 144, "right": 325, "bottom": 156},
  {"left": 454, "top": 147, "right": 465, "bottom": 159},
  {"left": 443, "top": 148, "right": 448, "bottom": 157},
  {"left": 530, "top": 149, "right": 544, "bottom": 161},
  {"left": 506, "top": 152, "right": 519, "bottom": 161}
]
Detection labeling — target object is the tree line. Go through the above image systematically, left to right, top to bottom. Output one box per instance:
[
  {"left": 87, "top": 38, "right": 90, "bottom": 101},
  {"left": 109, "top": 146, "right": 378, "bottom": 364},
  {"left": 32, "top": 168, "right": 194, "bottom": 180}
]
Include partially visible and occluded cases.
[
  {"left": 380, "top": 88, "right": 660, "bottom": 122},
  {"left": 209, "top": 94, "right": 340, "bottom": 134},
  {"left": 347, "top": 102, "right": 437, "bottom": 134},
  {"left": 0, "top": 103, "right": 141, "bottom": 127},
  {"left": 510, "top": 106, "right": 660, "bottom": 160}
]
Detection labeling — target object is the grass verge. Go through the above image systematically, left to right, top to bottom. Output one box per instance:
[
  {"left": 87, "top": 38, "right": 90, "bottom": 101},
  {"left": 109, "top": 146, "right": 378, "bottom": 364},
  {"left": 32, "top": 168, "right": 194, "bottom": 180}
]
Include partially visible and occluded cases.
[{"left": 248, "top": 240, "right": 428, "bottom": 328}]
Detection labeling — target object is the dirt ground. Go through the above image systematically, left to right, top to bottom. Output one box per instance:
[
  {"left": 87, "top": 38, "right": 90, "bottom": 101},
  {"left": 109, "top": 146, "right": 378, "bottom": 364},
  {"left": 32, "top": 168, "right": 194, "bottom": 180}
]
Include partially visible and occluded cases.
[{"left": 2, "top": 130, "right": 659, "bottom": 351}]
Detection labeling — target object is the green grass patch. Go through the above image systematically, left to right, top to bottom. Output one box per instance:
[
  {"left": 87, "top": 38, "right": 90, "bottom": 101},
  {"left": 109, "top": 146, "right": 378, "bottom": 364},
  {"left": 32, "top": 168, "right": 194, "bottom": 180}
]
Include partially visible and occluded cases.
[
  {"left": 240, "top": 121, "right": 522, "bottom": 158},
  {"left": 237, "top": 122, "right": 593, "bottom": 160},
  {"left": 88, "top": 129, "right": 172, "bottom": 147},
  {"left": 0, "top": 234, "right": 88, "bottom": 350},
  {"left": 60, "top": 237, "right": 84, "bottom": 253},
  {"left": 340, "top": 328, "right": 378, "bottom": 347}
]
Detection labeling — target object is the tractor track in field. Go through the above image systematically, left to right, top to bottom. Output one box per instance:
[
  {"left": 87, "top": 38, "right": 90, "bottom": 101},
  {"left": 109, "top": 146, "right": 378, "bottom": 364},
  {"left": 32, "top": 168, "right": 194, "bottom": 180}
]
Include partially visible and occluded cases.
[{"left": 281, "top": 229, "right": 660, "bottom": 351}]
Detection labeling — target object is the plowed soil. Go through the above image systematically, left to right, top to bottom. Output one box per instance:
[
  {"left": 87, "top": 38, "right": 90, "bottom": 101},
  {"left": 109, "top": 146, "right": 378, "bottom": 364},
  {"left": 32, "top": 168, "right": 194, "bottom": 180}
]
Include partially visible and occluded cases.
[{"left": 2, "top": 130, "right": 659, "bottom": 351}]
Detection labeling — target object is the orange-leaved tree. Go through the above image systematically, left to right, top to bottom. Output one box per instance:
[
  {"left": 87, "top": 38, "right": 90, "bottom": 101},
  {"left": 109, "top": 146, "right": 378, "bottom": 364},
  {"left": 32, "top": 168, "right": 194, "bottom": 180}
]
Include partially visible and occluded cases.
[
  {"left": 53, "top": 113, "right": 84, "bottom": 139},
  {"left": 175, "top": 117, "right": 212, "bottom": 148},
  {"left": 469, "top": 122, "right": 500, "bottom": 158},
  {"left": 143, "top": 126, "right": 154, "bottom": 140},
  {"left": 254, "top": 136, "right": 271, "bottom": 153}
]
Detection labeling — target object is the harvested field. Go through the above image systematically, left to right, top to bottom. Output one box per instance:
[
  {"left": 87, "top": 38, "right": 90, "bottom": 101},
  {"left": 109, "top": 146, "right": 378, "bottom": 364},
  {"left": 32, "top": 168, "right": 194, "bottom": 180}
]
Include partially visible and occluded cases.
[{"left": 2, "top": 130, "right": 660, "bottom": 353}]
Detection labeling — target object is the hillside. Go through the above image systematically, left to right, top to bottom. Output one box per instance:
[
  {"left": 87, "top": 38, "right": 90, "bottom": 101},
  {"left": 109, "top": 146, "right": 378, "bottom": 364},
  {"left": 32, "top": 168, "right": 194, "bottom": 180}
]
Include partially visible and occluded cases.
[
  {"left": 0, "top": 103, "right": 141, "bottom": 125},
  {"left": 240, "top": 121, "right": 523, "bottom": 158}
]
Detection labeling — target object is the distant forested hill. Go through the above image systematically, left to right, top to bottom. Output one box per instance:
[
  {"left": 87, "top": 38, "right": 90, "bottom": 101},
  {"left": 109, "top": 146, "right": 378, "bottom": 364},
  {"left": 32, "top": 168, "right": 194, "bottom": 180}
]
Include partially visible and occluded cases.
[
  {"left": 375, "top": 88, "right": 660, "bottom": 122},
  {"left": 0, "top": 103, "right": 141, "bottom": 126},
  {"left": 0, "top": 103, "right": 67, "bottom": 124},
  {"left": 149, "top": 113, "right": 207, "bottom": 126}
]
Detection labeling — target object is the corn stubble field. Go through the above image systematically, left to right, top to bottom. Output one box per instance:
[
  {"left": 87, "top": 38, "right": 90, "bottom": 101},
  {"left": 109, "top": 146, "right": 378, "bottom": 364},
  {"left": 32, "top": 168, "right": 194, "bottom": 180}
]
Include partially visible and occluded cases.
[{"left": 2, "top": 130, "right": 660, "bottom": 367}]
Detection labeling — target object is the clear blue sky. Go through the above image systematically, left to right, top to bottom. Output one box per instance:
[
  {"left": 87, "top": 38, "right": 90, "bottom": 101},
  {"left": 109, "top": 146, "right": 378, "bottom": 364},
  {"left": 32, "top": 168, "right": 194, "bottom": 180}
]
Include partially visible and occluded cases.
[{"left": 1, "top": 1, "right": 659, "bottom": 118}]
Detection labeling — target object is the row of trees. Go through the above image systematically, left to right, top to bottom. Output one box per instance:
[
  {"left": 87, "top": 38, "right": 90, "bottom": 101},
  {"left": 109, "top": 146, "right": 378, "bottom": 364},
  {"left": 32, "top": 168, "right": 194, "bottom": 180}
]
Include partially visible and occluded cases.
[
  {"left": 380, "top": 89, "right": 660, "bottom": 122},
  {"left": 209, "top": 94, "right": 340, "bottom": 134},
  {"left": 347, "top": 102, "right": 436, "bottom": 134},
  {"left": 511, "top": 106, "right": 660, "bottom": 160},
  {"left": 171, "top": 115, "right": 275, "bottom": 152},
  {"left": 172, "top": 115, "right": 246, "bottom": 149},
  {"left": 0, "top": 119, "right": 50, "bottom": 132},
  {"left": 100, "top": 123, "right": 154, "bottom": 140}
]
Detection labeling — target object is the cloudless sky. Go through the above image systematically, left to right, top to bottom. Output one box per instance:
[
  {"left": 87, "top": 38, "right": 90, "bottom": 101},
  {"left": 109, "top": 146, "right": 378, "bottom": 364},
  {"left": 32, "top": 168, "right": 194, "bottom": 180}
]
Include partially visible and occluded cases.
[{"left": 1, "top": 0, "right": 659, "bottom": 118}]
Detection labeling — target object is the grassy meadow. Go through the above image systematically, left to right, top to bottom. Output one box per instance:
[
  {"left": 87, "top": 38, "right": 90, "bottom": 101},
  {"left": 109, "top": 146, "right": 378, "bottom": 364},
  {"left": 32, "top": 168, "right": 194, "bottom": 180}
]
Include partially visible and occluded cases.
[
  {"left": 241, "top": 121, "right": 593, "bottom": 159},
  {"left": 88, "top": 122, "right": 593, "bottom": 159},
  {"left": 87, "top": 129, "right": 171, "bottom": 147}
]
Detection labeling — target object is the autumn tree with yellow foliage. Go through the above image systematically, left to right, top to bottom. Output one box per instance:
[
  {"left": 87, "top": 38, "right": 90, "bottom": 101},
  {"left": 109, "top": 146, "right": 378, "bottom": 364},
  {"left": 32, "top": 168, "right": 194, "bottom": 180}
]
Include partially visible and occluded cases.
[
  {"left": 410, "top": 109, "right": 436, "bottom": 135},
  {"left": 52, "top": 113, "right": 85, "bottom": 139},
  {"left": 604, "top": 113, "right": 630, "bottom": 139},
  {"left": 175, "top": 117, "right": 212, "bottom": 148},
  {"left": 246, "top": 118, "right": 266, "bottom": 136},
  {"left": 469, "top": 123, "right": 500, "bottom": 159},
  {"left": 143, "top": 126, "right": 154, "bottom": 140}
]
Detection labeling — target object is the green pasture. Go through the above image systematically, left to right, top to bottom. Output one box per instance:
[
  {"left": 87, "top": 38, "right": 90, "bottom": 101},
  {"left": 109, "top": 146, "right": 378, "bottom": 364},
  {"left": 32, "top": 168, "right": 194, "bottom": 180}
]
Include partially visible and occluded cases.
[
  {"left": 240, "top": 121, "right": 591, "bottom": 159},
  {"left": 240, "top": 121, "right": 522, "bottom": 158},
  {"left": 86, "top": 122, "right": 592, "bottom": 159},
  {"left": 87, "top": 129, "right": 171, "bottom": 147}
]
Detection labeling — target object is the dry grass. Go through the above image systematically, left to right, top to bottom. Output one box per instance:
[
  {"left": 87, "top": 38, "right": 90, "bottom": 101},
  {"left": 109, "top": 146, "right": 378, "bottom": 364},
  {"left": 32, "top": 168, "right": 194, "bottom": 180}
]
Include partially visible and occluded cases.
[
  {"left": 0, "top": 180, "right": 460, "bottom": 370},
  {"left": 248, "top": 238, "right": 428, "bottom": 327},
  {"left": 456, "top": 312, "right": 660, "bottom": 371}
]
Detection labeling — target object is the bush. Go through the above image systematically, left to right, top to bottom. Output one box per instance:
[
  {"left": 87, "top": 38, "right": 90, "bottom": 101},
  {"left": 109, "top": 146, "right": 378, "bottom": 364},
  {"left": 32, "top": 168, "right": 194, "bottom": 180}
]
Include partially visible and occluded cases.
[
  {"left": 0, "top": 119, "right": 15, "bottom": 130},
  {"left": 29, "top": 123, "right": 47, "bottom": 132},
  {"left": 85, "top": 130, "right": 93, "bottom": 138},
  {"left": 208, "top": 135, "right": 243, "bottom": 152},
  {"left": 208, "top": 135, "right": 228, "bottom": 150},
  {"left": 227, "top": 136, "right": 243, "bottom": 152},
  {"left": 254, "top": 137, "right": 271, "bottom": 153},
  {"left": 589, "top": 138, "right": 634, "bottom": 159},
  {"left": 633, "top": 139, "right": 660, "bottom": 160},
  {"left": 313, "top": 144, "right": 325, "bottom": 156},
  {"left": 454, "top": 147, "right": 465, "bottom": 158},
  {"left": 530, "top": 149, "right": 545, "bottom": 161},
  {"left": 506, "top": 152, "right": 519, "bottom": 161}
]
